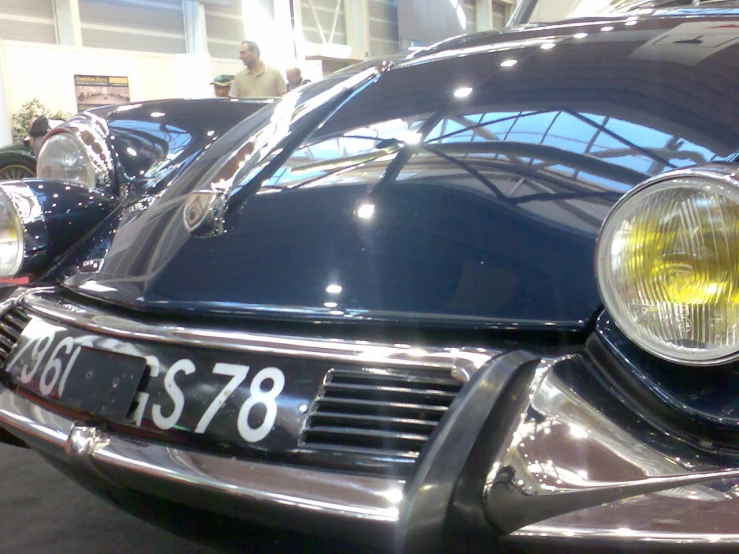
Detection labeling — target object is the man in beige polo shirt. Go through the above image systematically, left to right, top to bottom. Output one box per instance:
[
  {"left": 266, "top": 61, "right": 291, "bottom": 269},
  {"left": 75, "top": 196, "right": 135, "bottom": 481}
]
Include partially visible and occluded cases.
[{"left": 231, "top": 41, "right": 287, "bottom": 98}]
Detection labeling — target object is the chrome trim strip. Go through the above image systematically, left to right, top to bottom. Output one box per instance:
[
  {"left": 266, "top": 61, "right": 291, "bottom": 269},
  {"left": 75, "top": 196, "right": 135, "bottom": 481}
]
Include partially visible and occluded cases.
[
  {"left": 19, "top": 290, "right": 500, "bottom": 380},
  {"left": 0, "top": 385, "right": 404, "bottom": 526},
  {"left": 513, "top": 523, "right": 739, "bottom": 545}
]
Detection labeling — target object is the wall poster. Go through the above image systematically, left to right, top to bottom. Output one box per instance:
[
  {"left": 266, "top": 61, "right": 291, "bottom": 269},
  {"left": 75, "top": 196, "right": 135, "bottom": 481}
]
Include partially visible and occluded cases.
[{"left": 74, "top": 75, "right": 130, "bottom": 111}]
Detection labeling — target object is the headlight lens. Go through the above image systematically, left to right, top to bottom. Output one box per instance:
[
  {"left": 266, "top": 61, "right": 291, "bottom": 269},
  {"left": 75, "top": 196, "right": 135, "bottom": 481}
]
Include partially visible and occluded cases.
[
  {"left": 37, "top": 133, "right": 95, "bottom": 189},
  {"left": 597, "top": 174, "right": 739, "bottom": 365},
  {"left": 0, "top": 188, "right": 24, "bottom": 277}
]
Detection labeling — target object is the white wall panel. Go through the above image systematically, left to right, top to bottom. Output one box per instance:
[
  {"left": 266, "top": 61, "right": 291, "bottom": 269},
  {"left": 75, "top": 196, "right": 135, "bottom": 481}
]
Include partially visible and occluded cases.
[
  {"left": 0, "top": 0, "right": 56, "bottom": 44},
  {"left": 0, "top": 0, "right": 55, "bottom": 19},
  {"left": 79, "top": 0, "right": 186, "bottom": 53},
  {"left": 204, "top": 0, "right": 241, "bottom": 60},
  {"left": 205, "top": 0, "right": 284, "bottom": 65},
  {"left": 301, "top": 0, "right": 347, "bottom": 45},
  {"left": 368, "top": 0, "right": 398, "bottom": 56},
  {"left": 464, "top": 0, "right": 476, "bottom": 34},
  {"left": 492, "top": 0, "right": 510, "bottom": 29},
  {"left": 81, "top": 28, "right": 187, "bottom": 54},
  {"left": 0, "top": 39, "right": 212, "bottom": 119}
]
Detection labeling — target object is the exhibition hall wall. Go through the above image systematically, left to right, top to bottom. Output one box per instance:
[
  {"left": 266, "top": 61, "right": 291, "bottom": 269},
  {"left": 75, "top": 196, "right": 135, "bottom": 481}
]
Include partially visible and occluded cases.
[
  {"left": 0, "top": 0, "right": 518, "bottom": 147},
  {"left": 0, "top": 41, "right": 223, "bottom": 145}
]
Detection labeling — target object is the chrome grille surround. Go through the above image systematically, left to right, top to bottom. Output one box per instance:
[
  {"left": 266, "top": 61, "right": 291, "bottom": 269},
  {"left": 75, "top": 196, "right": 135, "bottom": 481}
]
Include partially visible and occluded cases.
[{"left": 301, "top": 367, "right": 463, "bottom": 461}]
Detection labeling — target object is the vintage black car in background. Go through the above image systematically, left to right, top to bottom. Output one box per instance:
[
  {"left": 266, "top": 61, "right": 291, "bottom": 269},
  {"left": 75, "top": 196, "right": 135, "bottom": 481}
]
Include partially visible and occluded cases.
[
  {"left": 0, "top": 3, "right": 738, "bottom": 552},
  {"left": 0, "top": 118, "right": 65, "bottom": 182},
  {"left": 0, "top": 141, "right": 36, "bottom": 181}
]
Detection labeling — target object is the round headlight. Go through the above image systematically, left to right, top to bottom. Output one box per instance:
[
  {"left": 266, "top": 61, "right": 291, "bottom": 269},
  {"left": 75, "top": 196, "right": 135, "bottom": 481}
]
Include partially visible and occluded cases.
[
  {"left": 37, "top": 133, "right": 95, "bottom": 189},
  {"left": 596, "top": 169, "right": 739, "bottom": 365},
  {"left": 0, "top": 188, "right": 24, "bottom": 277}
]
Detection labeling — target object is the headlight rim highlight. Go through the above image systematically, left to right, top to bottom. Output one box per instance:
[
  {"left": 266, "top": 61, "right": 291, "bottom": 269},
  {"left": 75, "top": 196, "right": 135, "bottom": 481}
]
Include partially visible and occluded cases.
[
  {"left": 37, "top": 115, "right": 114, "bottom": 192},
  {"left": 37, "top": 131, "right": 96, "bottom": 190},
  {"left": 596, "top": 165, "right": 739, "bottom": 367},
  {"left": 0, "top": 184, "right": 33, "bottom": 278}
]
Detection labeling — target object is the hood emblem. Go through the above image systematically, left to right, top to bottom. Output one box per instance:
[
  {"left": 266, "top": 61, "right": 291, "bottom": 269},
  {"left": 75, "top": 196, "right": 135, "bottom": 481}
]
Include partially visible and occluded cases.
[{"left": 183, "top": 190, "right": 227, "bottom": 236}]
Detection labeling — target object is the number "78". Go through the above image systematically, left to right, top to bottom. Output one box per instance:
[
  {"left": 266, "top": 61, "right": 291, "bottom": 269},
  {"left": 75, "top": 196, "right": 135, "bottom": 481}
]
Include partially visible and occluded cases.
[{"left": 132, "top": 360, "right": 285, "bottom": 443}]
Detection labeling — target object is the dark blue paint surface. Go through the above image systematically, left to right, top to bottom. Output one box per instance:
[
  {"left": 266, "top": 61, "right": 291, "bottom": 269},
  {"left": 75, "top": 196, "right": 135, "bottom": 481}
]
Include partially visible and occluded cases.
[{"left": 58, "top": 14, "right": 739, "bottom": 330}]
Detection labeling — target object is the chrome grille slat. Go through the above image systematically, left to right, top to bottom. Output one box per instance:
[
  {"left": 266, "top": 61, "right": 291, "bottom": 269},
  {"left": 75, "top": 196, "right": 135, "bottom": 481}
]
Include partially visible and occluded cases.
[
  {"left": 0, "top": 308, "right": 28, "bottom": 365},
  {"left": 4, "top": 311, "right": 29, "bottom": 330},
  {"left": 0, "top": 322, "right": 21, "bottom": 341},
  {"left": 0, "top": 332, "right": 15, "bottom": 352},
  {"left": 301, "top": 367, "right": 463, "bottom": 472},
  {"left": 328, "top": 367, "right": 461, "bottom": 387},
  {"left": 322, "top": 382, "right": 458, "bottom": 399},
  {"left": 314, "top": 396, "right": 450, "bottom": 414},
  {"left": 308, "top": 412, "right": 438, "bottom": 428},
  {"left": 304, "top": 426, "right": 429, "bottom": 443},
  {"left": 304, "top": 443, "right": 421, "bottom": 460}
]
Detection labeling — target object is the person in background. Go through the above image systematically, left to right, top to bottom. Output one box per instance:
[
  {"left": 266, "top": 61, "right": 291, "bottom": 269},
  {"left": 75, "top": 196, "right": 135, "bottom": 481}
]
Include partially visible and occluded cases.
[
  {"left": 231, "top": 41, "right": 286, "bottom": 98},
  {"left": 285, "top": 67, "right": 311, "bottom": 92},
  {"left": 211, "top": 74, "right": 234, "bottom": 98},
  {"left": 27, "top": 116, "right": 51, "bottom": 157}
]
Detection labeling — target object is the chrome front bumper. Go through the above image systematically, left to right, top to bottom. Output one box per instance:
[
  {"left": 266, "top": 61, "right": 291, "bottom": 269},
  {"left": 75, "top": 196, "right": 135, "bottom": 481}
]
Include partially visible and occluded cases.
[
  {"left": 4, "top": 289, "right": 739, "bottom": 551},
  {"left": 0, "top": 386, "right": 404, "bottom": 543}
]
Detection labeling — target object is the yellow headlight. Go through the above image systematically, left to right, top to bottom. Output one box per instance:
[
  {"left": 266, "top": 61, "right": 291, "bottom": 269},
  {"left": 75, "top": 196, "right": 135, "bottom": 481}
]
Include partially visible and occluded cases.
[{"left": 597, "top": 171, "right": 739, "bottom": 365}]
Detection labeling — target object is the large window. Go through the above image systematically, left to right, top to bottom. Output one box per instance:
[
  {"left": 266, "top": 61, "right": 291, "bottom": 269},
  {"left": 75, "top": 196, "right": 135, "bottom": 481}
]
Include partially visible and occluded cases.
[
  {"left": 0, "top": 0, "right": 56, "bottom": 44},
  {"left": 79, "top": 0, "right": 186, "bottom": 54},
  {"left": 492, "top": 0, "right": 511, "bottom": 30}
]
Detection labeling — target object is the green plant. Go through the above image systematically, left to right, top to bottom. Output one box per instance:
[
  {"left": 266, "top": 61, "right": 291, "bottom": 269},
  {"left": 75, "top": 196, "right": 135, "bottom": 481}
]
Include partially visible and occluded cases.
[{"left": 12, "top": 99, "right": 72, "bottom": 143}]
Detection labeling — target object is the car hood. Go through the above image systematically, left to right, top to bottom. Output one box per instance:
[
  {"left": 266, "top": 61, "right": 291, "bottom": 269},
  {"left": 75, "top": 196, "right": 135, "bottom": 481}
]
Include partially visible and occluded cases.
[{"left": 57, "top": 15, "right": 739, "bottom": 331}]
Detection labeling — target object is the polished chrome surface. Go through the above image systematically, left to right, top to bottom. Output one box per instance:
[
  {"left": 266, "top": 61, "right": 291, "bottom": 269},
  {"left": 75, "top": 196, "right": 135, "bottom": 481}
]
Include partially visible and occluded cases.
[
  {"left": 49, "top": 113, "right": 115, "bottom": 192},
  {"left": 594, "top": 164, "right": 739, "bottom": 366},
  {"left": 599, "top": 164, "right": 739, "bottom": 231},
  {"left": 0, "top": 181, "right": 49, "bottom": 272},
  {"left": 182, "top": 188, "right": 228, "bottom": 237},
  {"left": 20, "top": 290, "right": 499, "bottom": 379},
  {"left": 0, "top": 307, "right": 28, "bottom": 365},
  {"left": 396, "top": 350, "right": 541, "bottom": 554},
  {"left": 484, "top": 356, "right": 739, "bottom": 540},
  {"left": 301, "top": 367, "right": 463, "bottom": 459},
  {"left": 0, "top": 385, "right": 404, "bottom": 525},
  {"left": 0, "top": 385, "right": 73, "bottom": 448},
  {"left": 66, "top": 423, "right": 108, "bottom": 457},
  {"left": 512, "top": 477, "right": 739, "bottom": 544}
]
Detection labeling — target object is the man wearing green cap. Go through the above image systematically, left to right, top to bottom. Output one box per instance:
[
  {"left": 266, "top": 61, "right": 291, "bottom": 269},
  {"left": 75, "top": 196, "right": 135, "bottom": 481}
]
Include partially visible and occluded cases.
[{"left": 211, "top": 75, "right": 234, "bottom": 98}]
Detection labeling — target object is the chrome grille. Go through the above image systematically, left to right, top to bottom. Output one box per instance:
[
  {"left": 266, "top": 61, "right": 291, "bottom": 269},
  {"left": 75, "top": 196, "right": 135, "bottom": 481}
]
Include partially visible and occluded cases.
[
  {"left": 0, "top": 308, "right": 29, "bottom": 365},
  {"left": 301, "top": 367, "right": 463, "bottom": 463}
]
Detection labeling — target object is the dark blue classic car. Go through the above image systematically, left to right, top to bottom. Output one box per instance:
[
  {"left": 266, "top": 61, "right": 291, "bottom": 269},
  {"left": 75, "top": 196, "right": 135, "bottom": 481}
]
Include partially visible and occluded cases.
[{"left": 0, "top": 2, "right": 738, "bottom": 552}]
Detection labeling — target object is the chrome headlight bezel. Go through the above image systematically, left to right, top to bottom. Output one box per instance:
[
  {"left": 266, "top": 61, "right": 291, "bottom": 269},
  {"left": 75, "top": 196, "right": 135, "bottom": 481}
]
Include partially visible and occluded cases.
[
  {"left": 37, "top": 114, "right": 114, "bottom": 192},
  {"left": 595, "top": 165, "right": 739, "bottom": 366},
  {"left": 0, "top": 180, "right": 120, "bottom": 281},
  {"left": 0, "top": 182, "right": 45, "bottom": 278}
]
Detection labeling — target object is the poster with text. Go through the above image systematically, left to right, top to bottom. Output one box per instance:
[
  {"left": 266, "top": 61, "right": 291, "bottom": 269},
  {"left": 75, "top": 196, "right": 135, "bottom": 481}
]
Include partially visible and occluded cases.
[{"left": 75, "top": 75, "right": 131, "bottom": 111}]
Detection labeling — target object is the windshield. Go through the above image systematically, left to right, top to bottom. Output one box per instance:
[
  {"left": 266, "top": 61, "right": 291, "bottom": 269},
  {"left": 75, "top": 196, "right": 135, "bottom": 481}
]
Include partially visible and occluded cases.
[{"left": 509, "top": 0, "right": 733, "bottom": 26}]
